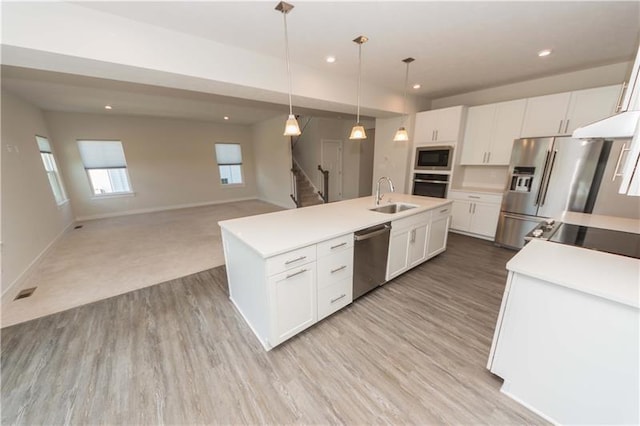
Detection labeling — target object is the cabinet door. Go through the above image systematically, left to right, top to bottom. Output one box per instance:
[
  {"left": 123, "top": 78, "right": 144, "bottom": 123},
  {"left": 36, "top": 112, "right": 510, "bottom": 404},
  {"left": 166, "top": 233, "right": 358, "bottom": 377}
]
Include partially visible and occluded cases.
[
  {"left": 564, "top": 85, "right": 621, "bottom": 134},
  {"left": 520, "top": 92, "right": 571, "bottom": 137},
  {"left": 489, "top": 99, "right": 527, "bottom": 165},
  {"left": 461, "top": 104, "right": 495, "bottom": 165},
  {"left": 435, "top": 106, "right": 464, "bottom": 142},
  {"left": 414, "top": 110, "right": 438, "bottom": 144},
  {"left": 450, "top": 200, "right": 472, "bottom": 231},
  {"left": 469, "top": 203, "right": 501, "bottom": 238},
  {"left": 427, "top": 215, "right": 450, "bottom": 258},
  {"left": 407, "top": 224, "right": 429, "bottom": 268},
  {"left": 386, "top": 230, "right": 410, "bottom": 280},
  {"left": 269, "top": 264, "right": 317, "bottom": 346}
]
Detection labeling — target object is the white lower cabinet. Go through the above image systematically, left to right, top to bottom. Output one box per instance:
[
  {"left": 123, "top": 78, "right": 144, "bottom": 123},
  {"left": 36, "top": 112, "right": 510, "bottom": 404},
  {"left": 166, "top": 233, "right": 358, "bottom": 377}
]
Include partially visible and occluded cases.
[
  {"left": 449, "top": 191, "right": 502, "bottom": 240},
  {"left": 427, "top": 205, "right": 451, "bottom": 257},
  {"left": 407, "top": 224, "right": 429, "bottom": 268},
  {"left": 387, "top": 230, "right": 411, "bottom": 280},
  {"left": 316, "top": 235, "right": 354, "bottom": 320},
  {"left": 269, "top": 264, "right": 317, "bottom": 345}
]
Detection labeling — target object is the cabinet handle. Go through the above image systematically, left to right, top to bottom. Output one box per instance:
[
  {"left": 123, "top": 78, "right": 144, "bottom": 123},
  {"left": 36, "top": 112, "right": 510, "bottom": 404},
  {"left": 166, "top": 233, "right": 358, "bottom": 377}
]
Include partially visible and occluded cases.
[
  {"left": 615, "top": 82, "right": 628, "bottom": 113},
  {"left": 564, "top": 119, "right": 570, "bottom": 134},
  {"left": 557, "top": 120, "right": 564, "bottom": 134},
  {"left": 432, "top": 130, "right": 435, "bottom": 141},
  {"left": 435, "top": 130, "right": 439, "bottom": 140},
  {"left": 612, "top": 143, "right": 630, "bottom": 181},
  {"left": 482, "top": 152, "right": 487, "bottom": 163},
  {"left": 487, "top": 152, "right": 491, "bottom": 163},
  {"left": 468, "top": 195, "right": 481, "bottom": 199},
  {"left": 468, "top": 203, "right": 472, "bottom": 214},
  {"left": 472, "top": 203, "right": 476, "bottom": 214},
  {"left": 439, "top": 208, "right": 449, "bottom": 213},
  {"left": 410, "top": 229, "right": 416, "bottom": 243},
  {"left": 330, "top": 242, "right": 347, "bottom": 250},
  {"left": 285, "top": 255, "right": 306, "bottom": 265},
  {"left": 330, "top": 265, "right": 347, "bottom": 274},
  {"left": 285, "top": 268, "right": 308, "bottom": 279},
  {"left": 330, "top": 294, "right": 347, "bottom": 304}
]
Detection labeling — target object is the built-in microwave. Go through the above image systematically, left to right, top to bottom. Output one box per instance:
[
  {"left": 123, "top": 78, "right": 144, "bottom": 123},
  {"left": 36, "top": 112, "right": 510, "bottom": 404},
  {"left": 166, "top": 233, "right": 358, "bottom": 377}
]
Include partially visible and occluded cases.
[{"left": 415, "top": 145, "right": 453, "bottom": 171}]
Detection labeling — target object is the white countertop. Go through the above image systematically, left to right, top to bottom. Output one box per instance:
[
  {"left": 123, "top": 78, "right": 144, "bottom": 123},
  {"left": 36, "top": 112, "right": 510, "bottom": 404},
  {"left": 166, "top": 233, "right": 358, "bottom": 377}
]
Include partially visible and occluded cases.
[
  {"left": 219, "top": 194, "right": 452, "bottom": 258},
  {"left": 559, "top": 211, "right": 640, "bottom": 234},
  {"left": 507, "top": 239, "right": 640, "bottom": 309}
]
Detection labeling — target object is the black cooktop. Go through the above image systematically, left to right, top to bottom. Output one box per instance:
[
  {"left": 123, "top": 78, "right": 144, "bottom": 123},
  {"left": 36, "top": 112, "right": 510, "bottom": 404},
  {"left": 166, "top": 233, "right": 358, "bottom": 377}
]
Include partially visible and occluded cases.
[{"left": 549, "top": 224, "right": 640, "bottom": 259}]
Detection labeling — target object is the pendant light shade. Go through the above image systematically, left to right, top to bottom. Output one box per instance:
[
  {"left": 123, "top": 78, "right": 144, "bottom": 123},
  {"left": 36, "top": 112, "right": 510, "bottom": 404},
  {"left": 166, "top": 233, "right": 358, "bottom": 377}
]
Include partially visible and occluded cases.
[
  {"left": 276, "top": 1, "right": 301, "bottom": 136},
  {"left": 350, "top": 35, "right": 368, "bottom": 140},
  {"left": 393, "top": 57, "right": 415, "bottom": 142}
]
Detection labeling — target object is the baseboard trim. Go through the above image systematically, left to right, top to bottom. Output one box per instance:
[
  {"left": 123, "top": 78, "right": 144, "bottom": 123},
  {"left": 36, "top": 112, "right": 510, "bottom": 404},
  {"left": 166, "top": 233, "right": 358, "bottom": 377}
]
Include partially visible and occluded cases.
[
  {"left": 75, "top": 197, "right": 259, "bottom": 221},
  {"left": 1, "top": 220, "right": 76, "bottom": 298},
  {"left": 449, "top": 228, "right": 496, "bottom": 242}
]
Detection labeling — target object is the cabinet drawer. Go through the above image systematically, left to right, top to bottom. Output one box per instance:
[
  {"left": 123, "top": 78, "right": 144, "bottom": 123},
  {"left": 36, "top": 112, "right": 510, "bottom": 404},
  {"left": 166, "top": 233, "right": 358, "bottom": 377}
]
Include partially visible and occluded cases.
[
  {"left": 448, "top": 190, "right": 502, "bottom": 205},
  {"left": 432, "top": 203, "right": 452, "bottom": 220},
  {"left": 391, "top": 210, "right": 431, "bottom": 234},
  {"left": 317, "top": 233, "right": 354, "bottom": 258},
  {"left": 266, "top": 245, "right": 317, "bottom": 276},
  {"left": 317, "top": 248, "right": 353, "bottom": 289},
  {"left": 318, "top": 277, "right": 352, "bottom": 320}
]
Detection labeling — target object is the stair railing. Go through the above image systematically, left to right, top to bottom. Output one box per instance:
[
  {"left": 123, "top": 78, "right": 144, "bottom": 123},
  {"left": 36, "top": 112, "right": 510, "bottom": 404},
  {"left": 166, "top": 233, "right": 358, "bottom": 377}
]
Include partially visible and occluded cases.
[
  {"left": 317, "top": 165, "right": 329, "bottom": 203},
  {"left": 290, "top": 168, "right": 301, "bottom": 207}
]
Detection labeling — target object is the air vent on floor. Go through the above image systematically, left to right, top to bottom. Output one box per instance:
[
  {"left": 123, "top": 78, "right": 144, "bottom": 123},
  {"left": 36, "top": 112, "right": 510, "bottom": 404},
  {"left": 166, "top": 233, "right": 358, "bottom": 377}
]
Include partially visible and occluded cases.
[
  {"left": 74, "top": 225, "right": 83, "bottom": 229},
  {"left": 14, "top": 287, "right": 36, "bottom": 300}
]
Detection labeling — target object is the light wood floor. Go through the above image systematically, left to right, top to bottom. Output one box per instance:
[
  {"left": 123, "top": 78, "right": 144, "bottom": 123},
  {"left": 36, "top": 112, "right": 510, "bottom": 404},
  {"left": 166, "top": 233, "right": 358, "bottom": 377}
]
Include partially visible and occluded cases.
[{"left": 1, "top": 233, "right": 545, "bottom": 424}]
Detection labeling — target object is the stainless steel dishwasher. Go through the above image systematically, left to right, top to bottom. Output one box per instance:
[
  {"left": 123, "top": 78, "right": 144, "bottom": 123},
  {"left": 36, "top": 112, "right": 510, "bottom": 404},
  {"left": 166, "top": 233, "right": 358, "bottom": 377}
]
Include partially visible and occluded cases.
[{"left": 353, "top": 222, "right": 391, "bottom": 299}]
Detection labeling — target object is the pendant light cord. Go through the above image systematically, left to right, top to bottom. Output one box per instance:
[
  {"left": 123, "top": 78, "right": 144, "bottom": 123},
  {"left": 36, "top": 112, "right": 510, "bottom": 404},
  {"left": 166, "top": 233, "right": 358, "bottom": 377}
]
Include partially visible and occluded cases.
[
  {"left": 283, "top": 12, "right": 293, "bottom": 116},
  {"left": 356, "top": 42, "right": 362, "bottom": 124},
  {"left": 401, "top": 61, "right": 409, "bottom": 126}
]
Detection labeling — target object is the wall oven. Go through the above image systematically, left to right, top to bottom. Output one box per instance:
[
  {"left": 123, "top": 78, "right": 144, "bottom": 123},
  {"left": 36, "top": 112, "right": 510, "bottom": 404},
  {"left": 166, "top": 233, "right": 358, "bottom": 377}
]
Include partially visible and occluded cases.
[
  {"left": 415, "top": 145, "right": 453, "bottom": 171},
  {"left": 412, "top": 173, "right": 449, "bottom": 198}
]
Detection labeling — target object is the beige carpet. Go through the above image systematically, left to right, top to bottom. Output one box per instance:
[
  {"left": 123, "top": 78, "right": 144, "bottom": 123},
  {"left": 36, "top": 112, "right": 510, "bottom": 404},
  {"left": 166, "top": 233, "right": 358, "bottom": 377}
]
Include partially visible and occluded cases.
[{"left": 1, "top": 199, "right": 283, "bottom": 328}]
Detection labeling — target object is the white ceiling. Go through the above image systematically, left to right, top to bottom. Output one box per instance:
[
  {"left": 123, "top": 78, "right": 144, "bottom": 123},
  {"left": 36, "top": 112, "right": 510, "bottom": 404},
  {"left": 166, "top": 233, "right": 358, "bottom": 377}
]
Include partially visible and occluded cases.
[{"left": 2, "top": 1, "right": 639, "bottom": 123}]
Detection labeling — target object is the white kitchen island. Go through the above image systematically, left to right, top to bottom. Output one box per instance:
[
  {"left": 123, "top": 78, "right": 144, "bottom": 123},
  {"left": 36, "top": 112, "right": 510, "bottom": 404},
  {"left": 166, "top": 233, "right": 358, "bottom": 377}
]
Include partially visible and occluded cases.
[
  {"left": 219, "top": 194, "right": 452, "bottom": 351},
  {"left": 487, "top": 215, "right": 640, "bottom": 424}
]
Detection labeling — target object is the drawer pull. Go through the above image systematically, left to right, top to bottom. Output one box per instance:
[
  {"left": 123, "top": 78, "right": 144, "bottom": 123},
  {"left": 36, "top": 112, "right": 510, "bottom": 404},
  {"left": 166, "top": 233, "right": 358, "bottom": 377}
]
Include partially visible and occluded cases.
[
  {"left": 468, "top": 195, "right": 481, "bottom": 199},
  {"left": 439, "top": 208, "right": 449, "bottom": 213},
  {"left": 330, "top": 242, "right": 347, "bottom": 250},
  {"left": 284, "top": 255, "right": 306, "bottom": 265},
  {"left": 330, "top": 265, "right": 347, "bottom": 274},
  {"left": 285, "top": 268, "right": 307, "bottom": 279},
  {"left": 330, "top": 294, "right": 346, "bottom": 304}
]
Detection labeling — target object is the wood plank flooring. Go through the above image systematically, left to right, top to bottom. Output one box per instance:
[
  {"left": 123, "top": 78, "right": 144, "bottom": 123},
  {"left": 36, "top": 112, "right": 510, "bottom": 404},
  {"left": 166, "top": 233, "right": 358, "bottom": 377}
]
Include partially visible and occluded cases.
[{"left": 1, "top": 233, "right": 546, "bottom": 424}]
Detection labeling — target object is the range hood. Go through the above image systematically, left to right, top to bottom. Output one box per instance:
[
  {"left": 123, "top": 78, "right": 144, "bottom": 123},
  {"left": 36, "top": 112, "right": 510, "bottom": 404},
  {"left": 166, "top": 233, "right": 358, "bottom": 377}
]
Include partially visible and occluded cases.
[
  {"left": 573, "top": 45, "right": 640, "bottom": 140},
  {"left": 572, "top": 110, "right": 640, "bottom": 139}
]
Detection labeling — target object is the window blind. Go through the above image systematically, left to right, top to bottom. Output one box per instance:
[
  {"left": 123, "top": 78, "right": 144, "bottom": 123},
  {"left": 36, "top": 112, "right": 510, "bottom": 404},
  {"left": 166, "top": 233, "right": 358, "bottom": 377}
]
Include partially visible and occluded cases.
[
  {"left": 36, "top": 136, "right": 51, "bottom": 153},
  {"left": 77, "top": 140, "right": 127, "bottom": 169},
  {"left": 215, "top": 143, "right": 242, "bottom": 165}
]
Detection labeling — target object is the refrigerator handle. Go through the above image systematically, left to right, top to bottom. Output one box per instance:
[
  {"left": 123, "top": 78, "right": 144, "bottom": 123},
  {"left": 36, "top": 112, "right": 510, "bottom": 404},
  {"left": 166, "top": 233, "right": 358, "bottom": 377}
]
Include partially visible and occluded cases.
[
  {"left": 535, "top": 150, "right": 552, "bottom": 206},
  {"left": 540, "top": 150, "right": 558, "bottom": 206}
]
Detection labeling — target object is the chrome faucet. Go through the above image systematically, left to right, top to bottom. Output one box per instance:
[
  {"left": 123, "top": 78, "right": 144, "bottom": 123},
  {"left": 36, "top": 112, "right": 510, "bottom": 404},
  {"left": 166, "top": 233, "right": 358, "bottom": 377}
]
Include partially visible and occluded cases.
[{"left": 375, "top": 177, "right": 395, "bottom": 205}]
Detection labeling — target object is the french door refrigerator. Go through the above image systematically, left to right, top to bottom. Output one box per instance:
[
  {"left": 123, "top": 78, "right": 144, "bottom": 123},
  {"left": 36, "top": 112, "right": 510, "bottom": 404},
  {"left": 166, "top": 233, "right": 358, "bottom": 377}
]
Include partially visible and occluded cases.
[{"left": 495, "top": 136, "right": 606, "bottom": 249}]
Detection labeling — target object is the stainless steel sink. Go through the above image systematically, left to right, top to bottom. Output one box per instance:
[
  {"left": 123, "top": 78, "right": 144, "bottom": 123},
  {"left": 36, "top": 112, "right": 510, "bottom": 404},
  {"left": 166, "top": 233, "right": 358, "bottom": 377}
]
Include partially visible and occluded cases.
[{"left": 369, "top": 203, "right": 417, "bottom": 214}]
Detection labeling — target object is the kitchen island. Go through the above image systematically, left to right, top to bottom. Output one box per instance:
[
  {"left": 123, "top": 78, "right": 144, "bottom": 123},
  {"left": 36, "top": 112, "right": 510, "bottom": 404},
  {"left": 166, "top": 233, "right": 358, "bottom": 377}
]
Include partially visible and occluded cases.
[
  {"left": 219, "top": 194, "right": 452, "bottom": 350},
  {"left": 487, "top": 213, "right": 640, "bottom": 424}
]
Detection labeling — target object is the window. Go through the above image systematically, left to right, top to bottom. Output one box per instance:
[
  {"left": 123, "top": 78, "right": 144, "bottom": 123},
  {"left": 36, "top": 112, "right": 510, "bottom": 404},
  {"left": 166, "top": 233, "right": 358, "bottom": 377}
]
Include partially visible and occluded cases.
[
  {"left": 36, "top": 136, "right": 68, "bottom": 205},
  {"left": 77, "top": 140, "right": 132, "bottom": 196},
  {"left": 215, "top": 143, "right": 243, "bottom": 185}
]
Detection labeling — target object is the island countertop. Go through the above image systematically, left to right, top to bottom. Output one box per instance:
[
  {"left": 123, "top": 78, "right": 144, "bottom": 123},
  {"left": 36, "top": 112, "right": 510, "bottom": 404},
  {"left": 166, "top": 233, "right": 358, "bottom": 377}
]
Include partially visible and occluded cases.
[{"left": 219, "top": 194, "right": 452, "bottom": 258}]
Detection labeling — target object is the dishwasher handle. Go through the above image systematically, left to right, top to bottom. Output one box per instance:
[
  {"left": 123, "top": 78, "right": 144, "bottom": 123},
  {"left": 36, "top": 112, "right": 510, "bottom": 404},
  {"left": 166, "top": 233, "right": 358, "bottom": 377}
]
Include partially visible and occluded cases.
[{"left": 354, "top": 224, "right": 391, "bottom": 241}]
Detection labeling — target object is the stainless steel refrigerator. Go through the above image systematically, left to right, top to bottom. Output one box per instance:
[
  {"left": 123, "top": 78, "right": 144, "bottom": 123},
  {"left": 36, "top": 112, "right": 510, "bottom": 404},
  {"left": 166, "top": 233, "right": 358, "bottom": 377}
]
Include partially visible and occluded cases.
[{"left": 495, "top": 136, "right": 609, "bottom": 249}]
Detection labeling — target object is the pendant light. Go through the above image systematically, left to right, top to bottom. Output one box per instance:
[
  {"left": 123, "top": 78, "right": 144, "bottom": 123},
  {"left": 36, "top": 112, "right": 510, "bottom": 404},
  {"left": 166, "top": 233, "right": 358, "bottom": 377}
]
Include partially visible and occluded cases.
[
  {"left": 276, "top": 1, "right": 301, "bottom": 136},
  {"left": 349, "top": 35, "right": 368, "bottom": 140},
  {"left": 393, "top": 57, "right": 414, "bottom": 142}
]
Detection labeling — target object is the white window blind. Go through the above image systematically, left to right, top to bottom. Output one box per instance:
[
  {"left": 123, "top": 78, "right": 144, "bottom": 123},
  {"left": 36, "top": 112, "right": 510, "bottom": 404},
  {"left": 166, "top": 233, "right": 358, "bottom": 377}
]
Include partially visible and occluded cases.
[
  {"left": 35, "top": 136, "right": 67, "bottom": 205},
  {"left": 36, "top": 136, "right": 51, "bottom": 153},
  {"left": 77, "top": 140, "right": 127, "bottom": 169},
  {"left": 215, "top": 143, "right": 242, "bottom": 165}
]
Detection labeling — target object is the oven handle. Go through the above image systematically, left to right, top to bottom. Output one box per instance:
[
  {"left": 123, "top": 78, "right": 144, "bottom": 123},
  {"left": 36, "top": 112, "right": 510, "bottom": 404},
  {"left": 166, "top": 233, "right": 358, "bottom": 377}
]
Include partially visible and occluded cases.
[{"left": 414, "top": 179, "right": 448, "bottom": 184}]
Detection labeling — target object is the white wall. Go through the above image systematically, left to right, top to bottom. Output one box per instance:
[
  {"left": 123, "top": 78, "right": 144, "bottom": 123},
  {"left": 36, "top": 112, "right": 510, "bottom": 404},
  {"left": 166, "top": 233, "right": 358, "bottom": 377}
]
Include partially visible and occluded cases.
[
  {"left": 431, "top": 62, "right": 630, "bottom": 109},
  {"left": 1, "top": 90, "right": 75, "bottom": 295},
  {"left": 44, "top": 112, "right": 258, "bottom": 220},
  {"left": 252, "top": 115, "right": 297, "bottom": 209},
  {"left": 372, "top": 115, "right": 415, "bottom": 195}
]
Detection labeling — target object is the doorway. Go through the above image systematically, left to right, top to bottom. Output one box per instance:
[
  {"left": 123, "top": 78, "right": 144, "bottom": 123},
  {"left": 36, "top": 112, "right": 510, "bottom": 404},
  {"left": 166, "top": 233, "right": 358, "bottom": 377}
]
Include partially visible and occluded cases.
[{"left": 321, "top": 139, "right": 343, "bottom": 202}]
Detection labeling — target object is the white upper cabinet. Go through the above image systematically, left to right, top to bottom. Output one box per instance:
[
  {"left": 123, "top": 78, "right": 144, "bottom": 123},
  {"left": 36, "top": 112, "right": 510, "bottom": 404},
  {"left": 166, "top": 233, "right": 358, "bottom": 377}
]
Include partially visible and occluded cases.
[
  {"left": 521, "top": 85, "right": 621, "bottom": 137},
  {"left": 461, "top": 99, "right": 526, "bottom": 165},
  {"left": 414, "top": 106, "right": 466, "bottom": 144}
]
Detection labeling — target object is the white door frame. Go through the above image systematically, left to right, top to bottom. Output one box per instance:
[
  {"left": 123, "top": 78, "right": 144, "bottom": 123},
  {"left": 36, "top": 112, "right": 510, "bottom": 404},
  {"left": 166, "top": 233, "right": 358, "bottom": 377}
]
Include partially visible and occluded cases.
[{"left": 320, "top": 139, "right": 343, "bottom": 201}]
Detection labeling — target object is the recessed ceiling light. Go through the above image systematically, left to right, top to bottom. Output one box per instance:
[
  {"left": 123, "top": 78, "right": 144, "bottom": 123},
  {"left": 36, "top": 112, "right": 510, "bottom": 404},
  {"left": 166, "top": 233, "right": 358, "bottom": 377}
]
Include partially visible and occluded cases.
[
  {"left": 538, "top": 49, "right": 552, "bottom": 57},
  {"left": 326, "top": 56, "right": 336, "bottom": 63},
  {"left": 412, "top": 84, "right": 421, "bottom": 89},
  {"left": 104, "top": 105, "right": 112, "bottom": 110},
  {"left": 224, "top": 116, "right": 229, "bottom": 120}
]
